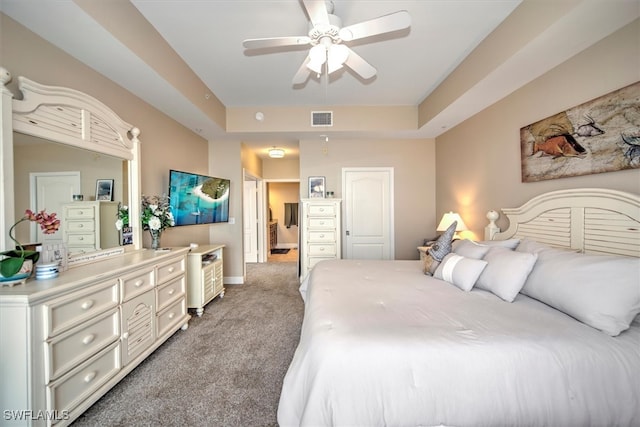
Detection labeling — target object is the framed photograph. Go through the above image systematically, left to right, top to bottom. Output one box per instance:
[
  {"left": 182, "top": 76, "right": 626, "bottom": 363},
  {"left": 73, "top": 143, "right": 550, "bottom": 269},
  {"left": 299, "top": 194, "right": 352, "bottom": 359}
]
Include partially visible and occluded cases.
[
  {"left": 308, "top": 176, "right": 325, "bottom": 198},
  {"left": 96, "top": 179, "right": 114, "bottom": 201},
  {"left": 121, "top": 226, "right": 133, "bottom": 246}
]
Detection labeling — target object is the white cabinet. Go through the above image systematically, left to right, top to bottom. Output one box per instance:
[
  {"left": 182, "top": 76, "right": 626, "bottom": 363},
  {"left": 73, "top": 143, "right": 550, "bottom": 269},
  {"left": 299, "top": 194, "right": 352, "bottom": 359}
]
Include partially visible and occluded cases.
[
  {"left": 300, "top": 199, "right": 342, "bottom": 281},
  {"left": 62, "top": 201, "right": 120, "bottom": 255},
  {"left": 187, "top": 244, "right": 225, "bottom": 317},
  {"left": 0, "top": 248, "right": 190, "bottom": 426}
]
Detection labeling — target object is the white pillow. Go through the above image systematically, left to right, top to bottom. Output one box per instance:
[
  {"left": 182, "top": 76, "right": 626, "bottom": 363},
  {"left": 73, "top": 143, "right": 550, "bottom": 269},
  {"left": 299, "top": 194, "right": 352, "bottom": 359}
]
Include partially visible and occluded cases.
[
  {"left": 453, "top": 238, "right": 520, "bottom": 259},
  {"left": 520, "top": 245, "right": 640, "bottom": 336},
  {"left": 475, "top": 246, "right": 538, "bottom": 302},
  {"left": 434, "top": 253, "right": 488, "bottom": 291}
]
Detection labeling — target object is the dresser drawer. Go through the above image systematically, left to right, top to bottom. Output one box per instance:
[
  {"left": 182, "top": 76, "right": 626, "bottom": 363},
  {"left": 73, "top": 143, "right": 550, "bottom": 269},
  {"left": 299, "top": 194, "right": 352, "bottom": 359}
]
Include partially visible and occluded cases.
[
  {"left": 307, "top": 204, "right": 337, "bottom": 216},
  {"left": 65, "top": 206, "right": 96, "bottom": 219},
  {"left": 308, "top": 217, "right": 336, "bottom": 229},
  {"left": 66, "top": 220, "right": 95, "bottom": 232},
  {"left": 308, "top": 230, "right": 336, "bottom": 242},
  {"left": 66, "top": 233, "right": 96, "bottom": 246},
  {"left": 307, "top": 243, "right": 336, "bottom": 256},
  {"left": 157, "top": 256, "right": 186, "bottom": 285},
  {"left": 120, "top": 268, "right": 155, "bottom": 302},
  {"left": 157, "top": 275, "right": 186, "bottom": 311},
  {"left": 44, "top": 280, "right": 119, "bottom": 338},
  {"left": 121, "top": 291, "right": 155, "bottom": 366},
  {"left": 157, "top": 297, "right": 186, "bottom": 338},
  {"left": 45, "top": 309, "right": 120, "bottom": 382},
  {"left": 47, "top": 342, "right": 120, "bottom": 416}
]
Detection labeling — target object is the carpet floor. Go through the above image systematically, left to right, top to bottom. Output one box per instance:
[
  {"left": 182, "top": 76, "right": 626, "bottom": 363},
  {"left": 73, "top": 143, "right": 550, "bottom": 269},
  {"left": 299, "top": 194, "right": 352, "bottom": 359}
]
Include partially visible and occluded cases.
[{"left": 71, "top": 261, "right": 304, "bottom": 427}]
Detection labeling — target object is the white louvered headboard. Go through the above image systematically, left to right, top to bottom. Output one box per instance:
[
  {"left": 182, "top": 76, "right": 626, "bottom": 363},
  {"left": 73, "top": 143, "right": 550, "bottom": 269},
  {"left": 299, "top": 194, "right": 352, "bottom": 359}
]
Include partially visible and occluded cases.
[{"left": 490, "top": 188, "right": 640, "bottom": 257}]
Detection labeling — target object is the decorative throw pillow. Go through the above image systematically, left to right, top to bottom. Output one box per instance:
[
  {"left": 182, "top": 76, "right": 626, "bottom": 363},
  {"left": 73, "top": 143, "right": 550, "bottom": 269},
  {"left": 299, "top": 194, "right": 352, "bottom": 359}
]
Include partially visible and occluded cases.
[
  {"left": 428, "top": 221, "right": 457, "bottom": 262},
  {"left": 520, "top": 245, "right": 640, "bottom": 336},
  {"left": 475, "top": 246, "right": 538, "bottom": 302},
  {"left": 434, "top": 253, "right": 488, "bottom": 291}
]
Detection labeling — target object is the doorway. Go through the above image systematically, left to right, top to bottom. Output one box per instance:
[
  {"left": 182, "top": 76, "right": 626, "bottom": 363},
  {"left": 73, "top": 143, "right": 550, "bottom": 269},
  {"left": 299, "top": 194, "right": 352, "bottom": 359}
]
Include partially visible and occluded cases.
[
  {"left": 342, "top": 167, "right": 395, "bottom": 259},
  {"left": 266, "top": 181, "right": 300, "bottom": 263}
]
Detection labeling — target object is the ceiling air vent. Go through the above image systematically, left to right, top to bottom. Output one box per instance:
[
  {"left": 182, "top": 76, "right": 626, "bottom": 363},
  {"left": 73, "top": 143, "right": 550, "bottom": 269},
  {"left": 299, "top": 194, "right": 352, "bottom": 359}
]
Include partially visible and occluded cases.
[{"left": 311, "top": 111, "right": 333, "bottom": 127}]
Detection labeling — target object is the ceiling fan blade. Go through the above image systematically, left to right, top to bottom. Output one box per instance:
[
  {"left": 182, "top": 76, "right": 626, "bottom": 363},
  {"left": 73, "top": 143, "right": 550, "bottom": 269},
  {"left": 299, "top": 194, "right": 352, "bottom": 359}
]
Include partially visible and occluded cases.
[
  {"left": 302, "top": 0, "right": 330, "bottom": 28},
  {"left": 339, "top": 10, "right": 411, "bottom": 42},
  {"left": 243, "top": 36, "right": 311, "bottom": 49},
  {"left": 343, "top": 48, "right": 376, "bottom": 79},
  {"left": 292, "top": 56, "right": 312, "bottom": 85}
]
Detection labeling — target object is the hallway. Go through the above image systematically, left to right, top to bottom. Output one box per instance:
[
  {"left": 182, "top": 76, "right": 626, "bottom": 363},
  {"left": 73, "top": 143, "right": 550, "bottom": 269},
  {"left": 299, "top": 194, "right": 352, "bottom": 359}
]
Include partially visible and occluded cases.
[{"left": 268, "top": 248, "right": 298, "bottom": 263}]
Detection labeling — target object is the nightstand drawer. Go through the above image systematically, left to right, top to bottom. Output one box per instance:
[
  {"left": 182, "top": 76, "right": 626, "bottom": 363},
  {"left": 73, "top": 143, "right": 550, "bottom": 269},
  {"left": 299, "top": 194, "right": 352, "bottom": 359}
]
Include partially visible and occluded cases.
[{"left": 157, "top": 297, "right": 186, "bottom": 338}]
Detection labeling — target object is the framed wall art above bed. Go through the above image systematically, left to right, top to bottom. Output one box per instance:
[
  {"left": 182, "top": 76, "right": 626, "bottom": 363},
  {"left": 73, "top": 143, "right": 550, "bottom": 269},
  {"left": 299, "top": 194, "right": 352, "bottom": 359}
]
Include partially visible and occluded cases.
[{"left": 520, "top": 81, "right": 640, "bottom": 182}]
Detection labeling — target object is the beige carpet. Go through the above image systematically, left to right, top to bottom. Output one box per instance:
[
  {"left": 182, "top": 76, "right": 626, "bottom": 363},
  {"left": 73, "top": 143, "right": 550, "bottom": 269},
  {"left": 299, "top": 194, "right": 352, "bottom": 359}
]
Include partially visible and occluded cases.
[{"left": 71, "top": 261, "right": 304, "bottom": 427}]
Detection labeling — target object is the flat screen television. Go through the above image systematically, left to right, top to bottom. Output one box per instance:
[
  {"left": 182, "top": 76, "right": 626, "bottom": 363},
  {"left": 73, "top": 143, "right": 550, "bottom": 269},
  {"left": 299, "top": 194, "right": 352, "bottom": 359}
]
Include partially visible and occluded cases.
[{"left": 168, "top": 169, "right": 230, "bottom": 225}]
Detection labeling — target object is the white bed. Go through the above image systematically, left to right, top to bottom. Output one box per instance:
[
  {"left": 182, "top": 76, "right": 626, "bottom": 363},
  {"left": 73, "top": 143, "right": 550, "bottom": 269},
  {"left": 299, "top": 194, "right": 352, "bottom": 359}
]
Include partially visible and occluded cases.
[{"left": 278, "top": 188, "right": 640, "bottom": 427}]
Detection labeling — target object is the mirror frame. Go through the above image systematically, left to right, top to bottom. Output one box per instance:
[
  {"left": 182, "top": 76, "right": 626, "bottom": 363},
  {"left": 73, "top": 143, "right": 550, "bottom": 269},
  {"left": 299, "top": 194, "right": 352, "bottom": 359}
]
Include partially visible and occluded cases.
[{"left": 0, "top": 67, "right": 142, "bottom": 263}]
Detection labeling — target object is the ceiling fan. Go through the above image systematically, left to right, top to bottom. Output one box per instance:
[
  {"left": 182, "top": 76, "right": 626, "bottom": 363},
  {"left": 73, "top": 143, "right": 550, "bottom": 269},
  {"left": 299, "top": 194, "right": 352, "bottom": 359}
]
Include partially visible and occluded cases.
[{"left": 242, "top": 0, "right": 411, "bottom": 84}]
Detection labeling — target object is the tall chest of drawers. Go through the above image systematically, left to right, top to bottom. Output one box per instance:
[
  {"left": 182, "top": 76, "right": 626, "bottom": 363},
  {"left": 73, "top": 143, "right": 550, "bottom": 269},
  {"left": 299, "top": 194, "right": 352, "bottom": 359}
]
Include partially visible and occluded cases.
[
  {"left": 300, "top": 199, "right": 342, "bottom": 281},
  {"left": 62, "top": 201, "right": 120, "bottom": 255},
  {"left": 0, "top": 248, "right": 190, "bottom": 426}
]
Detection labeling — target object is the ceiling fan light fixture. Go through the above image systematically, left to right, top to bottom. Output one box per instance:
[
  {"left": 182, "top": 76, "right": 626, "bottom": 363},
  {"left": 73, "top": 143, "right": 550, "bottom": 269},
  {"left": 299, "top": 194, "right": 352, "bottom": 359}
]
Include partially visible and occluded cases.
[
  {"left": 327, "top": 44, "right": 349, "bottom": 74},
  {"left": 268, "top": 147, "right": 285, "bottom": 158}
]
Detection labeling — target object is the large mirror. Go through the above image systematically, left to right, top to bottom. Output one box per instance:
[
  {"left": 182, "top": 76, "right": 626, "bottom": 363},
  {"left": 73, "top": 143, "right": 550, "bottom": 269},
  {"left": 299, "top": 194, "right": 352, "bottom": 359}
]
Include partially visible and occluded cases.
[{"left": 0, "top": 68, "right": 142, "bottom": 266}]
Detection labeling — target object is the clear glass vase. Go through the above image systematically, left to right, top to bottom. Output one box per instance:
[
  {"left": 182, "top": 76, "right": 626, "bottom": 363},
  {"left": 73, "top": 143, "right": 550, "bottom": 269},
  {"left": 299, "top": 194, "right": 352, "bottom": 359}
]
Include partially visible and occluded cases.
[{"left": 150, "top": 229, "right": 161, "bottom": 250}]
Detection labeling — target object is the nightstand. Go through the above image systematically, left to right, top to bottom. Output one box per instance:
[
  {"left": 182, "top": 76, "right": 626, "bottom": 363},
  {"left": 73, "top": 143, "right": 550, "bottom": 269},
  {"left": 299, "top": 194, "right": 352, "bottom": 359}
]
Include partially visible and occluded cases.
[{"left": 417, "top": 245, "right": 432, "bottom": 261}]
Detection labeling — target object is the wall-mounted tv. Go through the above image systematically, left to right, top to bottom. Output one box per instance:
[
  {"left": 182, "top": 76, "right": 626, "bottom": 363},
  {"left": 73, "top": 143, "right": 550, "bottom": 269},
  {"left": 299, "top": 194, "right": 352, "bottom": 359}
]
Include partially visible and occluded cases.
[{"left": 168, "top": 169, "right": 230, "bottom": 225}]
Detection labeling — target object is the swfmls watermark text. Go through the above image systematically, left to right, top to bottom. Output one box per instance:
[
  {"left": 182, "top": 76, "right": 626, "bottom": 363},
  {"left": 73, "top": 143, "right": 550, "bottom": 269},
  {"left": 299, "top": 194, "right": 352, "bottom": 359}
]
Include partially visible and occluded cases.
[{"left": 4, "top": 410, "right": 70, "bottom": 422}]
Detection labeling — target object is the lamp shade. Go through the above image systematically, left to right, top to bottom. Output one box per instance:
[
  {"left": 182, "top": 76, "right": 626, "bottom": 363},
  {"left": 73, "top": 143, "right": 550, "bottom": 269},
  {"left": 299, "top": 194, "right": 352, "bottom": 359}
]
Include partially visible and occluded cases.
[
  {"left": 268, "top": 147, "right": 285, "bottom": 158},
  {"left": 437, "top": 212, "right": 468, "bottom": 232}
]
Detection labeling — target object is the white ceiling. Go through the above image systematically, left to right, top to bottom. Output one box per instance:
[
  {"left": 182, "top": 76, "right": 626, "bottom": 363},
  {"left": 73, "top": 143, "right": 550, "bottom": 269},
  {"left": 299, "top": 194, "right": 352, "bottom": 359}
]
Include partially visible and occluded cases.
[{"left": 1, "top": 0, "right": 638, "bottom": 158}]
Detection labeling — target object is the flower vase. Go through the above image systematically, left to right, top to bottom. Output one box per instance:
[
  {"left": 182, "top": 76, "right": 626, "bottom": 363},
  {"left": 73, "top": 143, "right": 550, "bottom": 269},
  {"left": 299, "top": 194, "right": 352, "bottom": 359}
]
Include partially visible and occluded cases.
[{"left": 150, "top": 230, "right": 161, "bottom": 250}]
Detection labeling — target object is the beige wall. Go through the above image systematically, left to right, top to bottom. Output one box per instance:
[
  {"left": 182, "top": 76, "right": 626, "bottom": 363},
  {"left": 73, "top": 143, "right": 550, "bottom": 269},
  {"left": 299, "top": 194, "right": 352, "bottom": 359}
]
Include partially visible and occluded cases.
[
  {"left": 1, "top": 13, "right": 210, "bottom": 249},
  {"left": 435, "top": 19, "right": 640, "bottom": 238},
  {"left": 299, "top": 138, "right": 436, "bottom": 260},
  {"left": 210, "top": 140, "right": 245, "bottom": 281},
  {"left": 263, "top": 157, "right": 300, "bottom": 180},
  {"left": 268, "top": 182, "right": 300, "bottom": 247}
]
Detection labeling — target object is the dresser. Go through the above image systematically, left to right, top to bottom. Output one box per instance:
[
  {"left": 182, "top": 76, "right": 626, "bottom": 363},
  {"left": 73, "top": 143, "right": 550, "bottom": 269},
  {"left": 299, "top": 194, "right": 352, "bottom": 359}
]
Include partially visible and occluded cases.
[
  {"left": 300, "top": 199, "right": 342, "bottom": 281},
  {"left": 62, "top": 201, "right": 120, "bottom": 255},
  {"left": 186, "top": 244, "right": 225, "bottom": 316},
  {"left": 0, "top": 248, "right": 190, "bottom": 426}
]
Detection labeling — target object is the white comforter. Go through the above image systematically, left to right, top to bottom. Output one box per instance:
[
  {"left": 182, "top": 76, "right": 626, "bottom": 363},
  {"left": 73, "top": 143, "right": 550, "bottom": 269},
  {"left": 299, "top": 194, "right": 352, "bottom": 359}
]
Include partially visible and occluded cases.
[{"left": 278, "top": 260, "right": 640, "bottom": 427}]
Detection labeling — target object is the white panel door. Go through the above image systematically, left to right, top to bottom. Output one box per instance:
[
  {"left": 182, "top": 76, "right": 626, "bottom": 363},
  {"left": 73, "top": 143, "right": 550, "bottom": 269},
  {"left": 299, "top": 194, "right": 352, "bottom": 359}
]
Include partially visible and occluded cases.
[
  {"left": 342, "top": 167, "right": 394, "bottom": 259},
  {"left": 29, "top": 172, "right": 80, "bottom": 245},
  {"left": 243, "top": 179, "right": 258, "bottom": 263}
]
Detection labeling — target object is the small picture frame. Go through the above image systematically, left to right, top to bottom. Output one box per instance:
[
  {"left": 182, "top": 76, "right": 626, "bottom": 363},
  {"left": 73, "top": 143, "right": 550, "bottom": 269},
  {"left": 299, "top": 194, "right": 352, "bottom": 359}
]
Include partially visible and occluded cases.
[
  {"left": 308, "top": 176, "right": 325, "bottom": 198},
  {"left": 96, "top": 179, "right": 114, "bottom": 201},
  {"left": 121, "top": 226, "right": 133, "bottom": 246}
]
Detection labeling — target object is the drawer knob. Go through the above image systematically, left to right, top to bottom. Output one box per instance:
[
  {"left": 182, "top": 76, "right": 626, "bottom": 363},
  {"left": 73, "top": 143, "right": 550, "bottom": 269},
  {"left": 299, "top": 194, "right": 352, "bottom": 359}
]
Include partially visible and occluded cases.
[
  {"left": 319, "top": 208, "right": 325, "bottom": 212},
  {"left": 78, "top": 211, "right": 84, "bottom": 215},
  {"left": 319, "top": 221, "right": 325, "bottom": 225},
  {"left": 78, "top": 224, "right": 84, "bottom": 228},
  {"left": 319, "top": 234, "right": 325, "bottom": 238},
  {"left": 78, "top": 236, "right": 84, "bottom": 241},
  {"left": 319, "top": 247, "right": 325, "bottom": 251},
  {"left": 168, "top": 267, "right": 175, "bottom": 273},
  {"left": 135, "top": 279, "right": 144, "bottom": 287},
  {"left": 168, "top": 289, "right": 175, "bottom": 295},
  {"left": 81, "top": 300, "right": 94, "bottom": 310},
  {"left": 169, "top": 312, "right": 175, "bottom": 319},
  {"left": 123, "top": 332, "right": 129, "bottom": 339},
  {"left": 82, "top": 334, "right": 95, "bottom": 345},
  {"left": 84, "top": 371, "right": 96, "bottom": 383}
]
